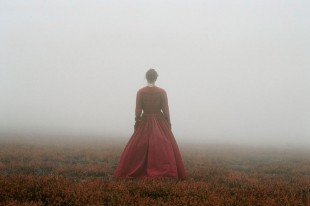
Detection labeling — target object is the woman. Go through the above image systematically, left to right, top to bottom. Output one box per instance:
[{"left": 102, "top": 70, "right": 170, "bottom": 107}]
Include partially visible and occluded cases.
[{"left": 114, "top": 69, "right": 186, "bottom": 179}]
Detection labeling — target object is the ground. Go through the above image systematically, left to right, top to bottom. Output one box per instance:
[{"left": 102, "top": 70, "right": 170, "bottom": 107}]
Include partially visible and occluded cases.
[{"left": 0, "top": 135, "right": 309, "bottom": 205}]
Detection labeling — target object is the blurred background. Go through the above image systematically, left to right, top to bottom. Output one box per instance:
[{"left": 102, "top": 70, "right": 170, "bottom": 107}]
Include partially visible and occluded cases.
[{"left": 1, "top": 0, "right": 309, "bottom": 147}]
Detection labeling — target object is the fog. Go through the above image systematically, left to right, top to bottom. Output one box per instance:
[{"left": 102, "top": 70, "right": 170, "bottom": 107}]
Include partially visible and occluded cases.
[{"left": 1, "top": 0, "right": 309, "bottom": 147}]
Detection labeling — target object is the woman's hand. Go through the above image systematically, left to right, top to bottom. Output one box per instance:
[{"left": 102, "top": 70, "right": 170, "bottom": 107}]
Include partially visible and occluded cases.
[{"left": 134, "top": 118, "right": 141, "bottom": 131}]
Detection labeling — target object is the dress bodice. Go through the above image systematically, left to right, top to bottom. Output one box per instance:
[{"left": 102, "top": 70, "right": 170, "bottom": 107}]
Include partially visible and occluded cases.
[{"left": 135, "top": 86, "right": 170, "bottom": 123}]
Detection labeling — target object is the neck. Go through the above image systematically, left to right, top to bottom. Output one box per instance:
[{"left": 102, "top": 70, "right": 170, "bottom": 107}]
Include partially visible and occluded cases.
[{"left": 147, "top": 82, "right": 155, "bottom": 87}]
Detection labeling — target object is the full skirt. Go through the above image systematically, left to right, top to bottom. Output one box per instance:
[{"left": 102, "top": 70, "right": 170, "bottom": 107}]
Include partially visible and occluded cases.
[{"left": 114, "top": 113, "right": 186, "bottom": 179}]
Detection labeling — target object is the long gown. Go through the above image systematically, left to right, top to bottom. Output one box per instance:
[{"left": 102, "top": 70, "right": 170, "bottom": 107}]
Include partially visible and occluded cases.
[{"left": 114, "top": 86, "right": 186, "bottom": 179}]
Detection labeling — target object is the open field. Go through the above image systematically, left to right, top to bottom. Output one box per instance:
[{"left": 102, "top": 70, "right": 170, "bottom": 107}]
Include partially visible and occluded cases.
[{"left": 0, "top": 135, "right": 310, "bottom": 205}]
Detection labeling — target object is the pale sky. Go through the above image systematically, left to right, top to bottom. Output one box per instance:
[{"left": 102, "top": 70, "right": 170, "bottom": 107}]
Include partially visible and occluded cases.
[{"left": 1, "top": 0, "right": 309, "bottom": 146}]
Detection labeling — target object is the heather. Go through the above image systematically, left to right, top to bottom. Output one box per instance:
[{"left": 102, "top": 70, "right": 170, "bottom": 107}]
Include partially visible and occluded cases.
[{"left": 0, "top": 136, "right": 309, "bottom": 205}]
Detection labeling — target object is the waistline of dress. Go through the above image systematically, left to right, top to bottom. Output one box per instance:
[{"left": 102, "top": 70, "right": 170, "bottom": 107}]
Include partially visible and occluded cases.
[{"left": 142, "top": 112, "right": 163, "bottom": 116}]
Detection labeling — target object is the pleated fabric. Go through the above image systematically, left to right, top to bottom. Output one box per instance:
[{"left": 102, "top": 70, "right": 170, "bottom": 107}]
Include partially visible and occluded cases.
[{"left": 114, "top": 113, "right": 186, "bottom": 179}]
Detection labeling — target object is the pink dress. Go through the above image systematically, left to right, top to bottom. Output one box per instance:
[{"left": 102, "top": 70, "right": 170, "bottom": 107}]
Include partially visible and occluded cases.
[{"left": 114, "top": 86, "right": 186, "bottom": 179}]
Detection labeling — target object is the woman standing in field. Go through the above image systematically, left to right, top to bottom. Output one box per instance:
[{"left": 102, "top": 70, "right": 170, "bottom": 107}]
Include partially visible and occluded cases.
[{"left": 114, "top": 69, "right": 186, "bottom": 179}]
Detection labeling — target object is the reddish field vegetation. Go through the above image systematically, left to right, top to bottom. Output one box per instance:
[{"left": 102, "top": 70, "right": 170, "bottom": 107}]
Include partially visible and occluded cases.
[{"left": 0, "top": 136, "right": 310, "bottom": 205}]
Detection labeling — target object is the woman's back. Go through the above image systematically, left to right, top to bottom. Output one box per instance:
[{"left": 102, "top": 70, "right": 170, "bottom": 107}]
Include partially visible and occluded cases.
[
  {"left": 136, "top": 86, "right": 170, "bottom": 124},
  {"left": 138, "top": 86, "right": 163, "bottom": 113}
]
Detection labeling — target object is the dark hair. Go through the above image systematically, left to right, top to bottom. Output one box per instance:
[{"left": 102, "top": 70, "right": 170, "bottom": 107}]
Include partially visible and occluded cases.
[{"left": 145, "top": 69, "right": 158, "bottom": 82}]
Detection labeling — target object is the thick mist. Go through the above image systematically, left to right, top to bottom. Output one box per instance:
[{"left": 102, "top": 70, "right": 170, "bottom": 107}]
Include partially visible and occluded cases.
[{"left": 1, "top": 0, "right": 309, "bottom": 146}]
